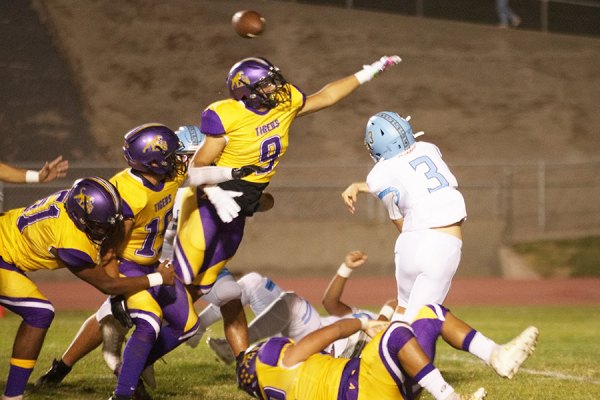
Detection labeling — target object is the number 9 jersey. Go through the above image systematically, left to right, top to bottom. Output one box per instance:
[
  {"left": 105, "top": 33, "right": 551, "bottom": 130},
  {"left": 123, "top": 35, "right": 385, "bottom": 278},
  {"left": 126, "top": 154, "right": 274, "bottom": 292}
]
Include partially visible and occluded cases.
[{"left": 200, "top": 84, "right": 306, "bottom": 184}]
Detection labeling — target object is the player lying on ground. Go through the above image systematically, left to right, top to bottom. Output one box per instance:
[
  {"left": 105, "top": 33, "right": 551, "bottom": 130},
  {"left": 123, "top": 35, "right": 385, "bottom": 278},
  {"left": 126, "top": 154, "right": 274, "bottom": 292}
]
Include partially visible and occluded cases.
[{"left": 237, "top": 303, "right": 538, "bottom": 400}]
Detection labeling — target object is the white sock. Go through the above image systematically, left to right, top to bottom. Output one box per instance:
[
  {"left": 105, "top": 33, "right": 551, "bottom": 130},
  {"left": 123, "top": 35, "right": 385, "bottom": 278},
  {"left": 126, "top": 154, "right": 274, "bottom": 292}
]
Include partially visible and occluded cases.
[
  {"left": 198, "top": 304, "right": 223, "bottom": 330},
  {"left": 468, "top": 331, "right": 498, "bottom": 363},
  {"left": 418, "top": 367, "right": 456, "bottom": 400}
]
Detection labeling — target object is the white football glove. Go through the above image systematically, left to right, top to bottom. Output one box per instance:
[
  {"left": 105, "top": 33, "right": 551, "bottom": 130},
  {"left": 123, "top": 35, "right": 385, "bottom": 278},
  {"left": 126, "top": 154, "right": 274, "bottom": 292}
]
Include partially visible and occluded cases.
[
  {"left": 354, "top": 55, "right": 402, "bottom": 84},
  {"left": 203, "top": 185, "right": 243, "bottom": 223}
]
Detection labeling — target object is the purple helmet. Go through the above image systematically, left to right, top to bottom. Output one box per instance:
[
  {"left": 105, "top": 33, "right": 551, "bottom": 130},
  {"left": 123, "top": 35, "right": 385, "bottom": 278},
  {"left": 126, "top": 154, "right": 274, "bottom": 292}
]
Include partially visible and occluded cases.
[
  {"left": 226, "top": 57, "right": 290, "bottom": 110},
  {"left": 123, "top": 123, "right": 186, "bottom": 178},
  {"left": 65, "top": 177, "right": 123, "bottom": 244},
  {"left": 236, "top": 341, "right": 266, "bottom": 399}
]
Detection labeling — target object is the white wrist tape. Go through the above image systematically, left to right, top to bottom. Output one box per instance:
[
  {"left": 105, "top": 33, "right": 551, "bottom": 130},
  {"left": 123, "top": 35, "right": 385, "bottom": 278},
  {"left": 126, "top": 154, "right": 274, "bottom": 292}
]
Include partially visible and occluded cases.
[
  {"left": 354, "top": 68, "right": 373, "bottom": 85},
  {"left": 25, "top": 170, "right": 40, "bottom": 183},
  {"left": 336, "top": 263, "right": 353, "bottom": 278},
  {"left": 147, "top": 272, "right": 163, "bottom": 287},
  {"left": 378, "top": 304, "right": 395, "bottom": 321},
  {"left": 358, "top": 316, "right": 369, "bottom": 330}
]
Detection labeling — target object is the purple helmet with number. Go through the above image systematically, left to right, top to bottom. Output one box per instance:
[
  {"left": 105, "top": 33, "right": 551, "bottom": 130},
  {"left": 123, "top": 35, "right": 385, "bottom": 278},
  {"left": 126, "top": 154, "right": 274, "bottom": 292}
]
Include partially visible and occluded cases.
[
  {"left": 226, "top": 57, "right": 290, "bottom": 110},
  {"left": 365, "top": 112, "right": 417, "bottom": 162},
  {"left": 123, "top": 123, "right": 186, "bottom": 178},
  {"left": 65, "top": 177, "right": 123, "bottom": 244},
  {"left": 236, "top": 341, "right": 266, "bottom": 399}
]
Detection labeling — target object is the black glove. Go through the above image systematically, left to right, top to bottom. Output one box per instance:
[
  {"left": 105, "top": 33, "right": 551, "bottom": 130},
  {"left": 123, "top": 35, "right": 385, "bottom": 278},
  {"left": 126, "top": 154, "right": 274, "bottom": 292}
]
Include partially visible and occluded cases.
[
  {"left": 232, "top": 165, "right": 263, "bottom": 179},
  {"left": 110, "top": 295, "right": 133, "bottom": 329}
]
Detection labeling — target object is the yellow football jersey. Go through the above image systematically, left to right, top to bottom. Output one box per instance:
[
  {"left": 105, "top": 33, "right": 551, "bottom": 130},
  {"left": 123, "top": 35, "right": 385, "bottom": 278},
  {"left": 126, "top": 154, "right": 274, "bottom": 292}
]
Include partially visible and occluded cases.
[
  {"left": 200, "top": 84, "right": 306, "bottom": 184},
  {"left": 110, "top": 169, "right": 184, "bottom": 265},
  {"left": 0, "top": 190, "right": 100, "bottom": 272},
  {"left": 255, "top": 337, "right": 349, "bottom": 400}
]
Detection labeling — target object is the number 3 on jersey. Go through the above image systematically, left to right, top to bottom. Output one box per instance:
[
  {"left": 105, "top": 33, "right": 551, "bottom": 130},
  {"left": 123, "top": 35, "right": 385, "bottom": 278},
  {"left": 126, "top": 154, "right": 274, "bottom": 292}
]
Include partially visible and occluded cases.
[{"left": 409, "top": 155, "right": 449, "bottom": 193}]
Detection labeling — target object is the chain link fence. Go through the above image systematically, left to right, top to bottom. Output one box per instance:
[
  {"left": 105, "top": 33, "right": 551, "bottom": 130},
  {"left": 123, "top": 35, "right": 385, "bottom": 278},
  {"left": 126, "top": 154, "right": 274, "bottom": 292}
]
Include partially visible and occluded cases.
[{"left": 2, "top": 161, "right": 599, "bottom": 276}]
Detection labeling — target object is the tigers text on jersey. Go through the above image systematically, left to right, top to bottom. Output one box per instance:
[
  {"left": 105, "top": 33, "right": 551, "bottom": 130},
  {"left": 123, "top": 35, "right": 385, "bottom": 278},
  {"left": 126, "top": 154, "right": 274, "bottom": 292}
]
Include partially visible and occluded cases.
[
  {"left": 200, "top": 84, "right": 306, "bottom": 184},
  {"left": 366, "top": 142, "right": 467, "bottom": 231},
  {"left": 110, "top": 169, "right": 185, "bottom": 265},
  {"left": 0, "top": 190, "right": 100, "bottom": 271}
]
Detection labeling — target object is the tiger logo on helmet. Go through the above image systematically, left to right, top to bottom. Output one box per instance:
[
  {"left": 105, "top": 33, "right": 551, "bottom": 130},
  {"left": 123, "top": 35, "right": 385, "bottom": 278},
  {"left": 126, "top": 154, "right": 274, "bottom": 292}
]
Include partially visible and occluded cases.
[
  {"left": 122, "top": 123, "right": 187, "bottom": 178},
  {"left": 65, "top": 177, "right": 123, "bottom": 245}
]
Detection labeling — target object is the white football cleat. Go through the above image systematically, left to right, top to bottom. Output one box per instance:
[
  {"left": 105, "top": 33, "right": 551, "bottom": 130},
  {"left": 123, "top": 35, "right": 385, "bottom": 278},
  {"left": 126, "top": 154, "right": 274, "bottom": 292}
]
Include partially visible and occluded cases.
[
  {"left": 101, "top": 315, "right": 128, "bottom": 373},
  {"left": 490, "top": 326, "right": 539, "bottom": 379},
  {"left": 206, "top": 337, "right": 235, "bottom": 365}
]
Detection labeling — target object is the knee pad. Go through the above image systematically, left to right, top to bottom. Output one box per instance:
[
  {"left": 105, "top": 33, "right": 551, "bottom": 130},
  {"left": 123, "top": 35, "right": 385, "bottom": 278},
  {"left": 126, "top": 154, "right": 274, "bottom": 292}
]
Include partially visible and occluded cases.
[
  {"left": 237, "top": 272, "right": 264, "bottom": 293},
  {"left": 203, "top": 273, "right": 242, "bottom": 307},
  {"left": 20, "top": 305, "right": 55, "bottom": 329},
  {"left": 385, "top": 321, "right": 416, "bottom": 356}
]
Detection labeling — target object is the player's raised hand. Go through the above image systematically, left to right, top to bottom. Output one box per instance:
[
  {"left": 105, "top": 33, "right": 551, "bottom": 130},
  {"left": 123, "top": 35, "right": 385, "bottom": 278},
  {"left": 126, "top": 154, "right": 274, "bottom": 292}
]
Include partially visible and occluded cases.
[
  {"left": 354, "top": 55, "right": 402, "bottom": 84},
  {"left": 38, "top": 155, "right": 69, "bottom": 183},
  {"left": 345, "top": 250, "right": 368, "bottom": 269},
  {"left": 156, "top": 259, "right": 175, "bottom": 285}
]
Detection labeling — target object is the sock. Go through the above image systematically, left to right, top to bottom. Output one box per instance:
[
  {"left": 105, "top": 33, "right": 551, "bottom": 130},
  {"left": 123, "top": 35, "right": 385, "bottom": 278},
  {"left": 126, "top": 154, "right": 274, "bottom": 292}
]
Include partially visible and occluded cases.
[
  {"left": 198, "top": 304, "right": 223, "bottom": 330},
  {"left": 115, "top": 321, "right": 155, "bottom": 397},
  {"left": 462, "top": 329, "right": 497, "bottom": 363},
  {"left": 4, "top": 359, "right": 35, "bottom": 397},
  {"left": 56, "top": 359, "right": 73, "bottom": 373},
  {"left": 416, "top": 364, "right": 456, "bottom": 400}
]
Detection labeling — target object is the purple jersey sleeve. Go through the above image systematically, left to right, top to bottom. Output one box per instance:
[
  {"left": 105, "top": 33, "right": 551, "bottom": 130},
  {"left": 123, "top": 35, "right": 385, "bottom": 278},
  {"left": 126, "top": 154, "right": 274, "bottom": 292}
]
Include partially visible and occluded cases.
[
  {"left": 200, "top": 109, "right": 226, "bottom": 136},
  {"left": 121, "top": 199, "right": 134, "bottom": 219},
  {"left": 57, "top": 248, "right": 95, "bottom": 269},
  {"left": 258, "top": 337, "right": 293, "bottom": 367}
]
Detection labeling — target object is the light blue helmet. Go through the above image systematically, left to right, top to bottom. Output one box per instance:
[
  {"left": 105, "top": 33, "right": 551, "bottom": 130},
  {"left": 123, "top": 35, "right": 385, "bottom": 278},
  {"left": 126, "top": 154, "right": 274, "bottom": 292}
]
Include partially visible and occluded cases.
[
  {"left": 364, "top": 112, "right": 418, "bottom": 162},
  {"left": 175, "top": 125, "right": 205, "bottom": 155}
]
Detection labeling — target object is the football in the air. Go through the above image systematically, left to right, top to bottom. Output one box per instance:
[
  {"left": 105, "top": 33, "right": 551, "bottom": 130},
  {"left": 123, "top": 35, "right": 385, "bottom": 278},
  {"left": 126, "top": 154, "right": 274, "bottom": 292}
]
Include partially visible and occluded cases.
[{"left": 232, "top": 10, "right": 266, "bottom": 38}]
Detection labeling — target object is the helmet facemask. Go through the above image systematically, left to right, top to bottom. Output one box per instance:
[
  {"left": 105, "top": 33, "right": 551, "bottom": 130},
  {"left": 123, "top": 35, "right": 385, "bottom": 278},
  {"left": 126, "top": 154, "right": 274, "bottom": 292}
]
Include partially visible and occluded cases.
[
  {"left": 244, "top": 67, "right": 290, "bottom": 110},
  {"left": 236, "top": 344, "right": 265, "bottom": 399}
]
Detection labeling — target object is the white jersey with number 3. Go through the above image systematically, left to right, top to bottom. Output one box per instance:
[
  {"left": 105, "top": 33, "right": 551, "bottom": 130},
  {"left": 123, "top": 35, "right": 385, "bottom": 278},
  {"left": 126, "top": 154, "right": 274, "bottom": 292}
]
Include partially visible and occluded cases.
[{"left": 366, "top": 141, "right": 466, "bottom": 231}]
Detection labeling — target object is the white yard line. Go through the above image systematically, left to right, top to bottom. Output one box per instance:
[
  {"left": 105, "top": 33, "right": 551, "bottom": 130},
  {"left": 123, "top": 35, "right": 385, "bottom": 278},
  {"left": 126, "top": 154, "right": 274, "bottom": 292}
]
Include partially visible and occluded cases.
[{"left": 438, "top": 353, "right": 600, "bottom": 385}]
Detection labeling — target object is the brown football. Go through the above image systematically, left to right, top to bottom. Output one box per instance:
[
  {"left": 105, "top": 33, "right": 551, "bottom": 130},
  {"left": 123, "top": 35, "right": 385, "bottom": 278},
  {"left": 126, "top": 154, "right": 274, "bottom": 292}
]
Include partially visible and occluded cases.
[{"left": 232, "top": 10, "right": 266, "bottom": 38}]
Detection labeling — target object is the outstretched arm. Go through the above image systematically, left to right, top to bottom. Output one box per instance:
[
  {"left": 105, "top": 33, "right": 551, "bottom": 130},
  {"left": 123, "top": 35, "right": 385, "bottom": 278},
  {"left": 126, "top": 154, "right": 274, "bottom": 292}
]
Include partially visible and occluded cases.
[
  {"left": 298, "top": 55, "right": 401, "bottom": 117},
  {"left": 0, "top": 156, "right": 68, "bottom": 183},
  {"left": 322, "top": 250, "right": 368, "bottom": 316},
  {"left": 282, "top": 318, "right": 389, "bottom": 366}
]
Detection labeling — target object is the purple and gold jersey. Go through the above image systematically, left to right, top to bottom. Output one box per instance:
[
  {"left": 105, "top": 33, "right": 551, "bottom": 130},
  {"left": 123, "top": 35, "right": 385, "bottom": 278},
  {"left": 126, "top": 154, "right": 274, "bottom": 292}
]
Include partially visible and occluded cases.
[
  {"left": 200, "top": 84, "right": 306, "bottom": 184},
  {"left": 110, "top": 169, "right": 184, "bottom": 265},
  {"left": 0, "top": 190, "right": 100, "bottom": 271},
  {"left": 255, "top": 324, "right": 421, "bottom": 400},
  {"left": 255, "top": 337, "right": 350, "bottom": 400}
]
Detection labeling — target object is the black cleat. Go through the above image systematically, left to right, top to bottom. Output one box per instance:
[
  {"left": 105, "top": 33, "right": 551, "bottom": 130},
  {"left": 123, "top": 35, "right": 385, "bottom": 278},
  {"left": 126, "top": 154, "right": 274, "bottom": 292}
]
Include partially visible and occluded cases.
[{"left": 35, "top": 358, "right": 72, "bottom": 387}]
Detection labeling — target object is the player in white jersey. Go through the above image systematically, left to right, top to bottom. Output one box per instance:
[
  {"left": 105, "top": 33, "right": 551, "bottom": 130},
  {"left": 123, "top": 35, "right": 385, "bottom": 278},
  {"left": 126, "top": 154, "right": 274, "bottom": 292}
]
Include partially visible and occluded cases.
[
  {"left": 342, "top": 111, "right": 467, "bottom": 323},
  {"left": 193, "top": 250, "right": 393, "bottom": 364}
]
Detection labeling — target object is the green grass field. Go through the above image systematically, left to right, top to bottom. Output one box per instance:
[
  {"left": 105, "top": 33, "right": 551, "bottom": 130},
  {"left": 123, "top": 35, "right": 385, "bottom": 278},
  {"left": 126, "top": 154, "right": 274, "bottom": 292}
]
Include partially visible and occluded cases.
[{"left": 2, "top": 306, "right": 599, "bottom": 399}]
